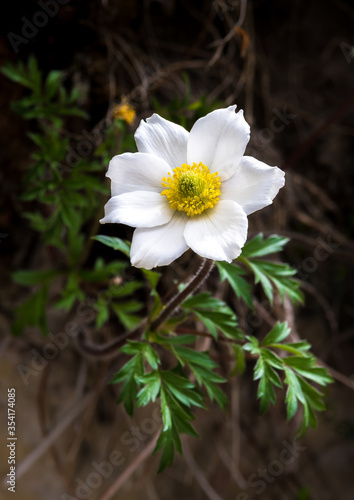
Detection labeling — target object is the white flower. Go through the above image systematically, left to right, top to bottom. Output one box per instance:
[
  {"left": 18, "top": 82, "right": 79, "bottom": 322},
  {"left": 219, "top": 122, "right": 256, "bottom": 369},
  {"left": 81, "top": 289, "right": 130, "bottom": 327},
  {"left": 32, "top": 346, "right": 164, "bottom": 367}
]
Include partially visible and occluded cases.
[{"left": 100, "top": 106, "right": 285, "bottom": 269}]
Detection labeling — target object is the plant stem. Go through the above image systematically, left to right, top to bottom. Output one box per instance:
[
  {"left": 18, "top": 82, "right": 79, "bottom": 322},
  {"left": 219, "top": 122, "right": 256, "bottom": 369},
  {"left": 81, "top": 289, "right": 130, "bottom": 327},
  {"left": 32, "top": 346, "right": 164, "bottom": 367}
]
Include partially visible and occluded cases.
[
  {"left": 75, "top": 258, "right": 214, "bottom": 360},
  {"left": 149, "top": 258, "right": 215, "bottom": 332}
]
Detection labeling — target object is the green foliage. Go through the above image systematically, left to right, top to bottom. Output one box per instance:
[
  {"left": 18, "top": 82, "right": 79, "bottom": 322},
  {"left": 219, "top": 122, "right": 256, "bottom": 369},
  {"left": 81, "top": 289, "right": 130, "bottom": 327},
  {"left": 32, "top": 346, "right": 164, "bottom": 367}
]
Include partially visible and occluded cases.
[
  {"left": 1, "top": 55, "right": 87, "bottom": 125},
  {"left": 3, "top": 56, "right": 138, "bottom": 335},
  {"left": 105, "top": 234, "right": 332, "bottom": 470},
  {"left": 239, "top": 234, "right": 304, "bottom": 304},
  {"left": 92, "top": 235, "right": 131, "bottom": 257},
  {"left": 217, "top": 235, "right": 303, "bottom": 308},
  {"left": 216, "top": 261, "right": 254, "bottom": 309},
  {"left": 12, "top": 287, "right": 48, "bottom": 336},
  {"left": 182, "top": 292, "right": 242, "bottom": 339},
  {"left": 243, "top": 322, "right": 334, "bottom": 433},
  {"left": 112, "top": 337, "right": 226, "bottom": 471}
]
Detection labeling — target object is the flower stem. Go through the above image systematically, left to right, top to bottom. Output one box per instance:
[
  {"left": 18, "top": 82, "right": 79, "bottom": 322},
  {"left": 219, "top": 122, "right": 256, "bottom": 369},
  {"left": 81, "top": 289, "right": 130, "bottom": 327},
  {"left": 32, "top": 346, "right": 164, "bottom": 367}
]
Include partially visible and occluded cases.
[{"left": 149, "top": 258, "right": 215, "bottom": 332}]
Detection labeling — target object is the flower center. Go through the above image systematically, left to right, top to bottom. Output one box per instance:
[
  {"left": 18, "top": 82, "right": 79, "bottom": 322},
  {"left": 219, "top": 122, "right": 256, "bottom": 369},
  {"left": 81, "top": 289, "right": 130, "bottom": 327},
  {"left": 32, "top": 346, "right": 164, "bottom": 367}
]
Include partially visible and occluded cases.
[{"left": 161, "top": 162, "right": 221, "bottom": 217}]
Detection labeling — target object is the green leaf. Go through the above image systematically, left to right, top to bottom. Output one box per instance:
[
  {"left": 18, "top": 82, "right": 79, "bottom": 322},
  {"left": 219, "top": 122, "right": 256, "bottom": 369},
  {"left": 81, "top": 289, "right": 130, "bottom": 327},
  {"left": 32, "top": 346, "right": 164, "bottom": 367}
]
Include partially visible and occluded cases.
[
  {"left": 1, "top": 62, "right": 31, "bottom": 88},
  {"left": 45, "top": 70, "right": 63, "bottom": 100},
  {"left": 60, "top": 198, "right": 81, "bottom": 231},
  {"left": 241, "top": 234, "right": 289, "bottom": 258},
  {"left": 92, "top": 235, "right": 131, "bottom": 257},
  {"left": 79, "top": 258, "right": 126, "bottom": 282},
  {"left": 243, "top": 259, "right": 303, "bottom": 305},
  {"left": 216, "top": 261, "right": 254, "bottom": 309},
  {"left": 13, "top": 269, "right": 60, "bottom": 286},
  {"left": 142, "top": 269, "right": 160, "bottom": 289},
  {"left": 55, "top": 274, "right": 84, "bottom": 311},
  {"left": 110, "top": 280, "right": 143, "bottom": 297},
  {"left": 12, "top": 287, "right": 48, "bottom": 335},
  {"left": 182, "top": 293, "right": 241, "bottom": 339},
  {"left": 112, "top": 301, "right": 143, "bottom": 330},
  {"left": 95, "top": 305, "right": 110, "bottom": 328},
  {"left": 261, "top": 322, "right": 291, "bottom": 346},
  {"left": 155, "top": 334, "right": 197, "bottom": 346},
  {"left": 243, "top": 336, "right": 260, "bottom": 355},
  {"left": 142, "top": 344, "right": 160, "bottom": 370},
  {"left": 231, "top": 344, "right": 246, "bottom": 375},
  {"left": 172, "top": 346, "right": 227, "bottom": 408},
  {"left": 173, "top": 346, "right": 217, "bottom": 369},
  {"left": 111, "top": 352, "right": 144, "bottom": 415},
  {"left": 255, "top": 357, "right": 282, "bottom": 413},
  {"left": 283, "top": 357, "right": 334, "bottom": 385},
  {"left": 284, "top": 366, "right": 305, "bottom": 419},
  {"left": 160, "top": 371, "right": 205, "bottom": 409},
  {"left": 136, "top": 372, "right": 161, "bottom": 406},
  {"left": 202, "top": 379, "right": 228, "bottom": 409},
  {"left": 160, "top": 386, "right": 172, "bottom": 430},
  {"left": 154, "top": 429, "right": 176, "bottom": 472}
]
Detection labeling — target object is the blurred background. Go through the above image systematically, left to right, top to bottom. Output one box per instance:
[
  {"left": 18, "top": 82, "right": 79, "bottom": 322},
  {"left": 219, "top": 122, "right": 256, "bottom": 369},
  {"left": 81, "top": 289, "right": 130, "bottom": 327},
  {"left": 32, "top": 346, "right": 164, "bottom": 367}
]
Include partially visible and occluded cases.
[{"left": 1, "top": 0, "right": 354, "bottom": 499}]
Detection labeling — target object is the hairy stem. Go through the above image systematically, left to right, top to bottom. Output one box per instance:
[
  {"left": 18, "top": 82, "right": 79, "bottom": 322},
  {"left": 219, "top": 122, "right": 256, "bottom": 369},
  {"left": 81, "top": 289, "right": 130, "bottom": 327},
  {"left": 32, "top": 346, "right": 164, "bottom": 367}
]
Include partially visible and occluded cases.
[
  {"left": 76, "top": 258, "right": 214, "bottom": 360},
  {"left": 150, "top": 258, "right": 215, "bottom": 332}
]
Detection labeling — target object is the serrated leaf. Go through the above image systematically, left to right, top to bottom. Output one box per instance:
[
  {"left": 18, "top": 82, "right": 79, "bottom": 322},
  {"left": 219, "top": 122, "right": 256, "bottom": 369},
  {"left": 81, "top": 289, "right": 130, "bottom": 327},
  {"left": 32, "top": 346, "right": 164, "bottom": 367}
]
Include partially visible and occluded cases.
[
  {"left": 1, "top": 63, "right": 31, "bottom": 87},
  {"left": 45, "top": 70, "right": 63, "bottom": 100},
  {"left": 60, "top": 199, "right": 81, "bottom": 231},
  {"left": 241, "top": 234, "right": 289, "bottom": 258},
  {"left": 92, "top": 235, "right": 130, "bottom": 257},
  {"left": 243, "top": 258, "right": 303, "bottom": 305},
  {"left": 216, "top": 261, "right": 254, "bottom": 309},
  {"left": 13, "top": 269, "right": 60, "bottom": 286},
  {"left": 110, "top": 280, "right": 142, "bottom": 297},
  {"left": 12, "top": 287, "right": 48, "bottom": 335},
  {"left": 182, "top": 293, "right": 240, "bottom": 339},
  {"left": 112, "top": 301, "right": 143, "bottom": 330},
  {"left": 95, "top": 305, "right": 109, "bottom": 328},
  {"left": 261, "top": 322, "right": 291, "bottom": 346},
  {"left": 155, "top": 334, "right": 197, "bottom": 345},
  {"left": 243, "top": 336, "right": 260, "bottom": 354},
  {"left": 143, "top": 344, "right": 160, "bottom": 370},
  {"left": 231, "top": 344, "right": 246, "bottom": 375},
  {"left": 173, "top": 346, "right": 217, "bottom": 369},
  {"left": 261, "top": 348, "right": 284, "bottom": 369},
  {"left": 111, "top": 352, "right": 144, "bottom": 415},
  {"left": 283, "top": 357, "right": 334, "bottom": 385},
  {"left": 284, "top": 366, "right": 305, "bottom": 419},
  {"left": 161, "top": 371, "right": 205, "bottom": 408},
  {"left": 136, "top": 372, "right": 161, "bottom": 406},
  {"left": 203, "top": 379, "right": 228, "bottom": 409},
  {"left": 160, "top": 386, "right": 172, "bottom": 430},
  {"left": 153, "top": 429, "right": 176, "bottom": 472}
]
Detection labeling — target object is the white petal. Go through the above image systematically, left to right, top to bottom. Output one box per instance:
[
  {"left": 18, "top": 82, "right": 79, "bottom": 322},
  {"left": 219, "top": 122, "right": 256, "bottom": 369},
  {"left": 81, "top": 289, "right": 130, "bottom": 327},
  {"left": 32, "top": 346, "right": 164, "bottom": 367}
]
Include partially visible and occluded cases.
[
  {"left": 187, "top": 106, "right": 250, "bottom": 181},
  {"left": 134, "top": 114, "right": 189, "bottom": 170},
  {"left": 107, "top": 152, "right": 170, "bottom": 196},
  {"left": 221, "top": 156, "right": 285, "bottom": 215},
  {"left": 100, "top": 192, "right": 174, "bottom": 227},
  {"left": 184, "top": 200, "right": 248, "bottom": 262},
  {"left": 130, "top": 213, "right": 189, "bottom": 269}
]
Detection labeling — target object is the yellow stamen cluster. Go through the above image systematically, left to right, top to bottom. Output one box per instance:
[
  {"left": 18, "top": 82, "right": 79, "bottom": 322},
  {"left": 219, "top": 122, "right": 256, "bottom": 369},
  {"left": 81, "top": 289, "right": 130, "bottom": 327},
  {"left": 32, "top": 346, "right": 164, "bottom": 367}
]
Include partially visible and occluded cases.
[
  {"left": 113, "top": 101, "right": 136, "bottom": 125},
  {"left": 161, "top": 162, "right": 221, "bottom": 217}
]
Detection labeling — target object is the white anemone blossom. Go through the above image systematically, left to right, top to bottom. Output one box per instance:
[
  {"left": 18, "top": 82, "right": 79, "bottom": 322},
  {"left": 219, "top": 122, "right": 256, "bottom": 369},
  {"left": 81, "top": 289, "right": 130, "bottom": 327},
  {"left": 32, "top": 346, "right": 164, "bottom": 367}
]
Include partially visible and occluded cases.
[{"left": 100, "top": 106, "right": 285, "bottom": 269}]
